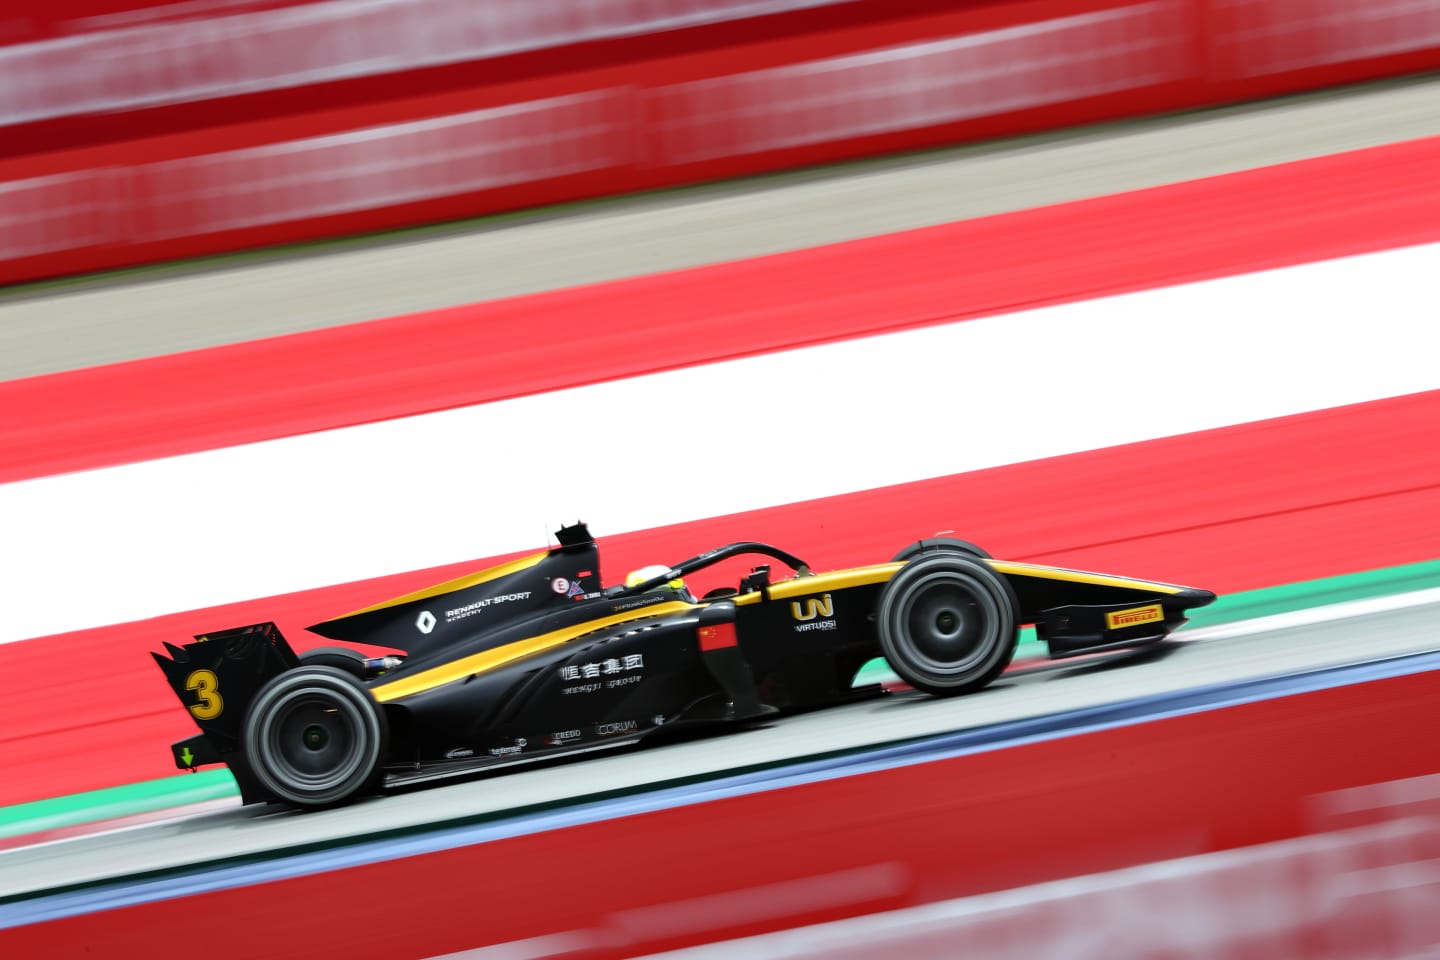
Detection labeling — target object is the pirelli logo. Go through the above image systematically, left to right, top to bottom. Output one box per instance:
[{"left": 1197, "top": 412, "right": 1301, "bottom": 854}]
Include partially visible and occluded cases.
[{"left": 1106, "top": 604, "right": 1164, "bottom": 630}]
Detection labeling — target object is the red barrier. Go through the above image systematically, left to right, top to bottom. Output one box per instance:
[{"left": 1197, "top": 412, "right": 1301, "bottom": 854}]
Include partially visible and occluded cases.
[
  {"left": 0, "top": 0, "right": 914, "bottom": 154},
  {"left": 0, "top": 0, "right": 856, "bottom": 63},
  {"left": 3, "top": 0, "right": 1439, "bottom": 285},
  {"left": 1, "top": 1, "right": 306, "bottom": 43},
  {"left": 4, "top": 663, "right": 1438, "bottom": 959}
]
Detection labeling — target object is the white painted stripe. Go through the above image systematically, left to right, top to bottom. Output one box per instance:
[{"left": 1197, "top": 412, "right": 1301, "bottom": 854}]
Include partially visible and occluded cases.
[{"left": 2, "top": 242, "right": 1437, "bottom": 644}]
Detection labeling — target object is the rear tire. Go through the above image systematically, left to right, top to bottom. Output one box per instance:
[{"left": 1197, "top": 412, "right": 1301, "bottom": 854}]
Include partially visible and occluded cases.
[
  {"left": 878, "top": 554, "right": 1017, "bottom": 696},
  {"left": 298, "top": 646, "right": 368, "bottom": 679},
  {"left": 243, "top": 666, "right": 387, "bottom": 809}
]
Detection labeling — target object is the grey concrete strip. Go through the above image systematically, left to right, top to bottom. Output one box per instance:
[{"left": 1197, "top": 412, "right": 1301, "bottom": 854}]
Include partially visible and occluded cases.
[
  {"left": 2, "top": 73, "right": 1438, "bottom": 381},
  {"left": 1, "top": 594, "right": 1436, "bottom": 898}
]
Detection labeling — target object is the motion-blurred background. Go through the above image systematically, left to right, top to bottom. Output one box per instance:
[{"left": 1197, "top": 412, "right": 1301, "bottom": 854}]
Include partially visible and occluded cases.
[{"left": 2, "top": 1, "right": 1439, "bottom": 957}]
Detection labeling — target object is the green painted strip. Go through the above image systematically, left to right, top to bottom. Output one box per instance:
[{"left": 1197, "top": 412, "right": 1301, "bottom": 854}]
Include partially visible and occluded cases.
[
  {"left": 4, "top": 557, "right": 1436, "bottom": 841},
  {"left": 1185, "top": 558, "right": 1440, "bottom": 628},
  {"left": 0, "top": 770, "right": 235, "bottom": 840}
]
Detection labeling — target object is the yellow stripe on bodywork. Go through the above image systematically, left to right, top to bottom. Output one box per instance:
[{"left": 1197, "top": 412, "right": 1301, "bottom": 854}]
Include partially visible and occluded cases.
[
  {"left": 341, "top": 552, "right": 548, "bottom": 618},
  {"left": 728, "top": 558, "right": 1181, "bottom": 605},
  {"left": 985, "top": 560, "right": 1183, "bottom": 594},
  {"left": 731, "top": 564, "right": 902, "bottom": 606},
  {"left": 370, "top": 600, "right": 696, "bottom": 703}
]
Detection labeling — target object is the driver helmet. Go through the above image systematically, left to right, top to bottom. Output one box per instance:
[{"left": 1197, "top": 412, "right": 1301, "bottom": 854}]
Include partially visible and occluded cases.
[{"left": 626, "top": 564, "right": 695, "bottom": 602}]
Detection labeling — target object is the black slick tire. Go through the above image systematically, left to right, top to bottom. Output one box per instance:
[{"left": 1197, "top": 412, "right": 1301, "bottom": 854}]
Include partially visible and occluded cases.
[
  {"left": 891, "top": 537, "right": 992, "bottom": 563},
  {"left": 878, "top": 553, "right": 1018, "bottom": 696},
  {"left": 298, "top": 646, "right": 369, "bottom": 679},
  {"left": 243, "top": 666, "right": 387, "bottom": 809}
]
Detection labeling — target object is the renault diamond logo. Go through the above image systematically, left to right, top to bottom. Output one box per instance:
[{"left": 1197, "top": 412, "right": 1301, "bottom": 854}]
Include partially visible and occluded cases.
[{"left": 416, "top": 610, "right": 436, "bottom": 634}]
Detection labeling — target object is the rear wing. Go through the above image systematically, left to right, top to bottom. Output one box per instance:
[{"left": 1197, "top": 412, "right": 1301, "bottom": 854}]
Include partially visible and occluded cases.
[{"left": 152, "top": 622, "right": 299, "bottom": 803}]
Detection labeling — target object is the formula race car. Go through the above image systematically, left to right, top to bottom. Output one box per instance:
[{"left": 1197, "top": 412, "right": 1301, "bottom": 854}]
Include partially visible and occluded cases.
[{"left": 154, "top": 522, "right": 1215, "bottom": 809}]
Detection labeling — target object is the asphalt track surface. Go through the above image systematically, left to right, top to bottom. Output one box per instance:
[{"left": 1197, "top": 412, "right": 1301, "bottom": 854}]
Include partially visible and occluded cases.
[
  {"left": 2, "top": 73, "right": 1440, "bottom": 380},
  {"left": 2, "top": 592, "right": 1437, "bottom": 900}
]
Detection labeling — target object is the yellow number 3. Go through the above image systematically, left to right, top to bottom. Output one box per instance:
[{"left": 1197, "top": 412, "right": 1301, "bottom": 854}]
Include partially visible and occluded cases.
[{"left": 185, "top": 669, "right": 224, "bottom": 720}]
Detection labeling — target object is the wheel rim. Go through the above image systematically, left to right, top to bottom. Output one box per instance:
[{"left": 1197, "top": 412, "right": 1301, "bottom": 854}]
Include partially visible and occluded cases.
[
  {"left": 892, "top": 571, "right": 1002, "bottom": 681},
  {"left": 263, "top": 691, "right": 366, "bottom": 792},
  {"left": 302, "top": 724, "right": 330, "bottom": 751}
]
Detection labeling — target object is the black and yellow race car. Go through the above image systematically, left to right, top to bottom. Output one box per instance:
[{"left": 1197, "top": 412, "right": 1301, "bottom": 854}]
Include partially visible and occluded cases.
[{"left": 154, "top": 522, "right": 1215, "bottom": 809}]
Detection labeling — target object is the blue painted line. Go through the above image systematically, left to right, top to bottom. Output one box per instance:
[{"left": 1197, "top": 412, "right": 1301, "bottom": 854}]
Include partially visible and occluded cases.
[{"left": 4, "top": 648, "right": 1438, "bottom": 928}]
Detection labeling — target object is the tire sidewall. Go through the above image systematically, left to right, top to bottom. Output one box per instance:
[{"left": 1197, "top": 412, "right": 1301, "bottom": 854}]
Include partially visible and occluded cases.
[
  {"left": 878, "top": 554, "right": 1017, "bottom": 696},
  {"left": 243, "top": 666, "right": 386, "bottom": 808}
]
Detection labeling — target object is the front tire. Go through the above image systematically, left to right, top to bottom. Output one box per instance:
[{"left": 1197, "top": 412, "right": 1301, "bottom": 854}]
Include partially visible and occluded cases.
[
  {"left": 890, "top": 537, "right": 992, "bottom": 563},
  {"left": 878, "top": 554, "right": 1017, "bottom": 696},
  {"left": 243, "top": 666, "right": 387, "bottom": 809}
]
